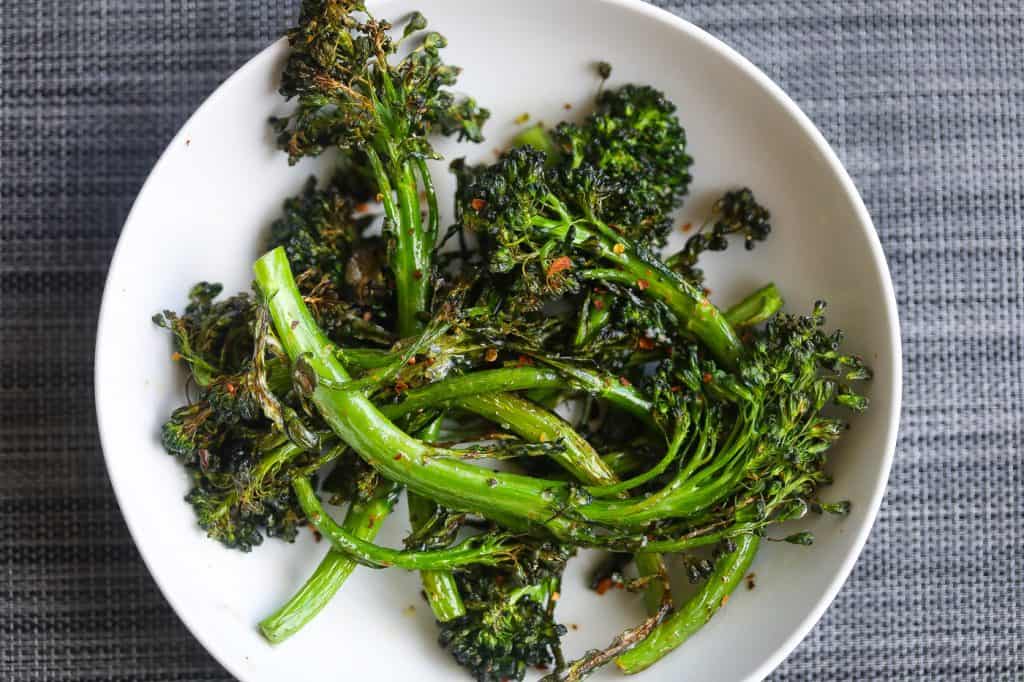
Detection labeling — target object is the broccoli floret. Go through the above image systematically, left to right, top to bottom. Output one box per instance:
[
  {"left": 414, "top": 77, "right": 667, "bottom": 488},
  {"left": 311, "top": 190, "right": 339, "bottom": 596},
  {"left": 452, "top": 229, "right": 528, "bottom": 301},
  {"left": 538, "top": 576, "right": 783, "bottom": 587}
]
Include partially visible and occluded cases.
[
  {"left": 553, "top": 84, "right": 693, "bottom": 246},
  {"left": 667, "top": 187, "right": 773, "bottom": 285},
  {"left": 439, "top": 542, "right": 571, "bottom": 681}
]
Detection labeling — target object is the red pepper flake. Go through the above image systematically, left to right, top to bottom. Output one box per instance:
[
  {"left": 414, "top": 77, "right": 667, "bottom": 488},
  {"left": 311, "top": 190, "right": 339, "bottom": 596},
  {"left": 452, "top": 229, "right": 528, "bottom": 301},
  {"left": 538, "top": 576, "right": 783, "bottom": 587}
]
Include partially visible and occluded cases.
[
  {"left": 470, "top": 198, "right": 487, "bottom": 211},
  {"left": 355, "top": 202, "right": 369, "bottom": 213},
  {"left": 680, "top": 222, "right": 693, "bottom": 232},
  {"left": 546, "top": 256, "right": 572, "bottom": 277},
  {"left": 413, "top": 269, "right": 423, "bottom": 280},
  {"left": 637, "top": 278, "right": 650, "bottom": 291},
  {"left": 702, "top": 287, "right": 712, "bottom": 297},
  {"left": 593, "top": 298, "right": 605, "bottom": 310},
  {"left": 362, "top": 311, "right": 372, "bottom": 322},
  {"left": 290, "top": 319, "right": 299, "bottom": 329},
  {"left": 637, "top": 337, "right": 655, "bottom": 351},
  {"left": 484, "top": 348, "right": 498, "bottom": 363},
  {"left": 170, "top": 352, "right": 182, "bottom": 362},
  {"left": 517, "top": 355, "right": 534, "bottom": 366},
  {"left": 407, "top": 356, "right": 417, "bottom": 365},
  {"left": 424, "top": 357, "right": 435, "bottom": 367},
  {"left": 702, "top": 372, "right": 713, "bottom": 384},
  {"left": 619, "top": 376, "right": 631, "bottom": 387},
  {"left": 394, "top": 379, "right": 409, "bottom": 393},
  {"left": 225, "top": 382, "right": 237, "bottom": 396},
  {"left": 670, "top": 385, "right": 682, "bottom": 393},
  {"left": 393, "top": 452, "right": 404, "bottom": 461},
  {"left": 367, "top": 515, "right": 377, "bottom": 529},
  {"left": 309, "top": 525, "right": 322, "bottom": 543},
  {"left": 746, "top": 573, "right": 757, "bottom": 590},
  {"left": 595, "top": 577, "right": 613, "bottom": 595},
  {"left": 616, "top": 582, "right": 625, "bottom": 590},
  {"left": 551, "top": 591, "right": 560, "bottom": 602},
  {"left": 721, "top": 594, "right": 730, "bottom": 607},
  {"left": 535, "top": 664, "right": 549, "bottom": 672}
]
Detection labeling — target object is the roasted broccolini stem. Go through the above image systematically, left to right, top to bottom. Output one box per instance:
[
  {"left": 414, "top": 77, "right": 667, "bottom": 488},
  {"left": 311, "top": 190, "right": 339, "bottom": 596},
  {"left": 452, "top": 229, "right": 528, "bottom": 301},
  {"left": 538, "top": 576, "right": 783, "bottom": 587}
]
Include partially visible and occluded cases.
[
  {"left": 293, "top": 478, "right": 518, "bottom": 571},
  {"left": 616, "top": 534, "right": 760, "bottom": 673}
]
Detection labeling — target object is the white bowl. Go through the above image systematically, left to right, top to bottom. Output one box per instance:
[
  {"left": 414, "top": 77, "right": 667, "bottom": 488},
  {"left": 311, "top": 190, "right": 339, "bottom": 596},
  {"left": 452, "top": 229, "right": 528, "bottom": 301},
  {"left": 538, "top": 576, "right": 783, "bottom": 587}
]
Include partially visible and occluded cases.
[{"left": 95, "top": 1, "right": 901, "bottom": 680}]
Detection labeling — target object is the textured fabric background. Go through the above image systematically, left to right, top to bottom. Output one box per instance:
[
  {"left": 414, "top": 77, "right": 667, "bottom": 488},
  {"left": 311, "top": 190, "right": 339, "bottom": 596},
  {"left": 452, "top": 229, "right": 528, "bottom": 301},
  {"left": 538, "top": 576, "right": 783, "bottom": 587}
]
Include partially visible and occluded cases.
[{"left": 1, "top": 1, "right": 1021, "bottom": 680}]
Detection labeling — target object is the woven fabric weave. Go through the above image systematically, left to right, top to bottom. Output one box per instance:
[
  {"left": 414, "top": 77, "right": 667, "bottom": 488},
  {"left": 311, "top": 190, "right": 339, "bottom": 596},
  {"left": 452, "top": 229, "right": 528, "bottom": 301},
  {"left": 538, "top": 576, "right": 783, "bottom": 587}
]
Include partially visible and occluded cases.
[{"left": 1, "top": 1, "right": 1021, "bottom": 680}]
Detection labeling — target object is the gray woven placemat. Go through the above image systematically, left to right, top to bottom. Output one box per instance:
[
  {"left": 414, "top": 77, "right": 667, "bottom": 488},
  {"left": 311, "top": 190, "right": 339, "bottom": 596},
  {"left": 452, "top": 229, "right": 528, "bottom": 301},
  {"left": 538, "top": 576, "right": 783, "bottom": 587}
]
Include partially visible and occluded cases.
[{"left": 1, "top": 1, "right": 1021, "bottom": 680}]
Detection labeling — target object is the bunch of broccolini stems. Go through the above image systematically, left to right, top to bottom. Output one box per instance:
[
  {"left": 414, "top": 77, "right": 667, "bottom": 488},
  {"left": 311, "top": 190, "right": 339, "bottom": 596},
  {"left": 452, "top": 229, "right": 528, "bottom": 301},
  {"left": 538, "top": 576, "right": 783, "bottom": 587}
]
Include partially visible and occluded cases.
[{"left": 154, "top": 2, "right": 870, "bottom": 680}]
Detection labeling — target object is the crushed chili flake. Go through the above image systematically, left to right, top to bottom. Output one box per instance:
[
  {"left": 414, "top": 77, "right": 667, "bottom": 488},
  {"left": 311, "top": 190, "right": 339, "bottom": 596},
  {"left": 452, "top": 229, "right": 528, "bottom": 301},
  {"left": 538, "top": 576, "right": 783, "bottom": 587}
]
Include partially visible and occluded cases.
[
  {"left": 470, "top": 198, "right": 487, "bottom": 211},
  {"left": 355, "top": 202, "right": 369, "bottom": 213},
  {"left": 680, "top": 222, "right": 693, "bottom": 232},
  {"left": 546, "top": 256, "right": 572, "bottom": 277},
  {"left": 413, "top": 269, "right": 423, "bottom": 280},
  {"left": 637, "top": 278, "right": 650, "bottom": 291},
  {"left": 702, "top": 287, "right": 712, "bottom": 297},
  {"left": 593, "top": 298, "right": 605, "bottom": 310},
  {"left": 362, "top": 311, "right": 372, "bottom": 321},
  {"left": 290, "top": 319, "right": 299, "bottom": 329},
  {"left": 637, "top": 337, "right": 655, "bottom": 351},
  {"left": 484, "top": 348, "right": 498, "bottom": 362},
  {"left": 170, "top": 352, "right": 182, "bottom": 362},
  {"left": 517, "top": 355, "right": 534, "bottom": 366},
  {"left": 407, "top": 356, "right": 417, "bottom": 365},
  {"left": 702, "top": 372, "right": 713, "bottom": 384},
  {"left": 619, "top": 376, "right": 631, "bottom": 387},
  {"left": 394, "top": 379, "right": 409, "bottom": 393},
  {"left": 225, "top": 383, "right": 237, "bottom": 396},
  {"left": 670, "top": 385, "right": 682, "bottom": 393},
  {"left": 393, "top": 453, "right": 403, "bottom": 461},
  {"left": 367, "top": 515, "right": 377, "bottom": 529},
  {"left": 746, "top": 573, "right": 757, "bottom": 590},
  {"left": 595, "top": 577, "right": 613, "bottom": 595},
  {"left": 551, "top": 591, "right": 560, "bottom": 602},
  {"left": 721, "top": 594, "right": 730, "bottom": 607},
  {"left": 535, "top": 663, "right": 549, "bottom": 672}
]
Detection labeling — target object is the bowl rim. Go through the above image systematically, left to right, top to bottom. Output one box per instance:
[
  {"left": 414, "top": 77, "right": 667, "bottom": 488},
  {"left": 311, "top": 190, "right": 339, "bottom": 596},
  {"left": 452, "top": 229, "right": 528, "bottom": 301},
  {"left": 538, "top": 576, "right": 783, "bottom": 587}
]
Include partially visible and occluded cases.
[{"left": 94, "top": 1, "right": 902, "bottom": 679}]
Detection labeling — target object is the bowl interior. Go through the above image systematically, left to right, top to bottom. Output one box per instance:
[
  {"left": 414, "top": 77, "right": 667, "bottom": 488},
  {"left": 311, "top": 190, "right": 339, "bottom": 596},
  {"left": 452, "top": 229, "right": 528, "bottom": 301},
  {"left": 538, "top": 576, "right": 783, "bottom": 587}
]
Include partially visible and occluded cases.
[{"left": 95, "top": 1, "right": 900, "bottom": 680}]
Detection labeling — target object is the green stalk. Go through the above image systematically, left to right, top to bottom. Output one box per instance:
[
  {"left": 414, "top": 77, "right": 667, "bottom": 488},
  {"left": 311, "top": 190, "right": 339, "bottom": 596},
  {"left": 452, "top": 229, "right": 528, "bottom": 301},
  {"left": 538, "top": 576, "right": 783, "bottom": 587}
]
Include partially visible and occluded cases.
[
  {"left": 392, "top": 158, "right": 430, "bottom": 337},
  {"left": 724, "top": 283, "right": 783, "bottom": 328},
  {"left": 382, "top": 364, "right": 656, "bottom": 429},
  {"left": 380, "top": 367, "right": 563, "bottom": 419},
  {"left": 452, "top": 392, "right": 617, "bottom": 485},
  {"left": 409, "top": 417, "right": 465, "bottom": 622},
  {"left": 258, "top": 478, "right": 400, "bottom": 644},
  {"left": 293, "top": 478, "right": 517, "bottom": 570},
  {"left": 616, "top": 535, "right": 760, "bottom": 674}
]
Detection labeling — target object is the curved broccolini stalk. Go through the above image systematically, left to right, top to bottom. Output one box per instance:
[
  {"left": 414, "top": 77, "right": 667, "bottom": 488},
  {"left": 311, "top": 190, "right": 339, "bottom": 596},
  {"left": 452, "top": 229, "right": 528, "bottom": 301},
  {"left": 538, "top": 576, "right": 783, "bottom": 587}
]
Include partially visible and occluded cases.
[
  {"left": 258, "top": 477, "right": 401, "bottom": 643},
  {"left": 292, "top": 478, "right": 519, "bottom": 571},
  {"left": 616, "top": 534, "right": 760, "bottom": 674}
]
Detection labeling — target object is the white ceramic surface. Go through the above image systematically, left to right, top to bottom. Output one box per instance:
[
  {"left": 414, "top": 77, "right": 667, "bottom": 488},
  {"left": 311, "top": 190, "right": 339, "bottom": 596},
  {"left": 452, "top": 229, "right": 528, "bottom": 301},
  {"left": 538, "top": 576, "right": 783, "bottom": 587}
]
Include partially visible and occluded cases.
[{"left": 94, "top": 1, "right": 901, "bottom": 680}]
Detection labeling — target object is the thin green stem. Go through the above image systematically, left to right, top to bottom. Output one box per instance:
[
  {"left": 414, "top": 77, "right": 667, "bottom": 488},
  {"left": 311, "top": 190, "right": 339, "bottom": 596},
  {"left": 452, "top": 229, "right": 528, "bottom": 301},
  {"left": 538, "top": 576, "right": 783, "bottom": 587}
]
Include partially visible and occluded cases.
[
  {"left": 452, "top": 392, "right": 618, "bottom": 486},
  {"left": 409, "top": 417, "right": 465, "bottom": 622},
  {"left": 258, "top": 477, "right": 400, "bottom": 644},
  {"left": 294, "top": 478, "right": 516, "bottom": 571},
  {"left": 616, "top": 535, "right": 760, "bottom": 674}
]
